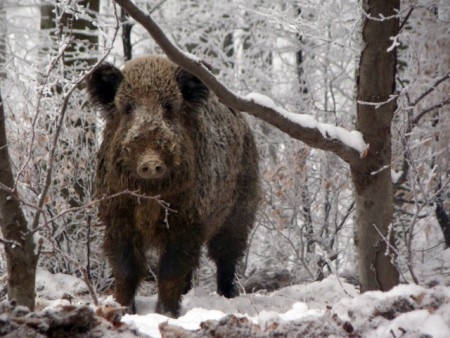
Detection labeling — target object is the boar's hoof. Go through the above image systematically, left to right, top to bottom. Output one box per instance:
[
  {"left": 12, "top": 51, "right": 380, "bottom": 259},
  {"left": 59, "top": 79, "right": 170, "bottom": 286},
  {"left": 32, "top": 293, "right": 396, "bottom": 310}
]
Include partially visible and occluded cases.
[{"left": 137, "top": 160, "right": 167, "bottom": 179}]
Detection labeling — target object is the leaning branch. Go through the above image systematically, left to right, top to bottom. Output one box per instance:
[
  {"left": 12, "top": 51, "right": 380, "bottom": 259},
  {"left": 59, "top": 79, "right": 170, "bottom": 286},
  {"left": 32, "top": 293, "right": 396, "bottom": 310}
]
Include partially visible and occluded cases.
[{"left": 113, "top": 0, "right": 363, "bottom": 166}]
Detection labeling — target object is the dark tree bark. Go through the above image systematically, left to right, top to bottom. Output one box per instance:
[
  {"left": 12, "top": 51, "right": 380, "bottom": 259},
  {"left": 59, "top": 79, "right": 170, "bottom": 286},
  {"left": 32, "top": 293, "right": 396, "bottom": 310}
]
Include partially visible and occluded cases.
[
  {"left": 113, "top": 0, "right": 400, "bottom": 292},
  {"left": 352, "top": 0, "right": 400, "bottom": 291},
  {"left": 0, "top": 2, "right": 38, "bottom": 310},
  {"left": 295, "top": 6, "right": 308, "bottom": 95},
  {"left": 121, "top": 8, "right": 134, "bottom": 61},
  {"left": 0, "top": 91, "right": 39, "bottom": 311},
  {"left": 432, "top": 111, "right": 450, "bottom": 248},
  {"left": 435, "top": 181, "right": 450, "bottom": 248},
  {"left": 436, "top": 200, "right": 450, "bottom": 248}
]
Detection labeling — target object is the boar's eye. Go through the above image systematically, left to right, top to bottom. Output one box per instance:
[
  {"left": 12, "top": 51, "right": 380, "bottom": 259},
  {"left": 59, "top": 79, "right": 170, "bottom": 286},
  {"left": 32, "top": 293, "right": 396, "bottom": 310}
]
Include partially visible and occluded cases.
[
  {"left": 162, "top": 101, "right": 174, "bottom": 119},
  {"left": 123, "top": 102, "right": 134, "bottom": 115}
]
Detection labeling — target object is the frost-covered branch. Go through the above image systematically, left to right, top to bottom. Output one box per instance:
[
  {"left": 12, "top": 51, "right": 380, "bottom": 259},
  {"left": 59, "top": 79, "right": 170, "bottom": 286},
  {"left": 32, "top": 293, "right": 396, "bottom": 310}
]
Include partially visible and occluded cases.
[
  {"left": 114, "top": 0, "right": 365, "bottom": 166},
  {"left": 30, "top": 8, "right": 121, "bottom": 231},
  {"left": 394, "top": 71, "right": 450, "bottom": 187},
  {"left": 411, "top": 71, "right": 450, "bottom": 108},
  {"left": 413, "top": 97, "right": 450, "bottom": 125},
  {"left": 44, "top": 189, "right": 173, "bottom": 228}
]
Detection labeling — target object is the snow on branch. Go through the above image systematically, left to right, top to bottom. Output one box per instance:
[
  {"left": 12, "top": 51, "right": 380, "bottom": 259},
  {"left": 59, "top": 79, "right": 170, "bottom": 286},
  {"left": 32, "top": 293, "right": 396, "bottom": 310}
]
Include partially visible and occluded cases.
[
  {"left": 113, "top": 0, "right": 365, "bottom": 166},
  {"left": 245, "top": 93, "right": 367, "bottom": 154}
]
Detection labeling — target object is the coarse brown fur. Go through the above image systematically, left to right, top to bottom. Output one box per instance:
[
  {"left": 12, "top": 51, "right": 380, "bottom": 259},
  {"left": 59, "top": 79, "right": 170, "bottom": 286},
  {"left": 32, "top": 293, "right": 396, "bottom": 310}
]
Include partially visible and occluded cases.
[{"left": 86, "top": 55, "right": 260, "bottom": 317}]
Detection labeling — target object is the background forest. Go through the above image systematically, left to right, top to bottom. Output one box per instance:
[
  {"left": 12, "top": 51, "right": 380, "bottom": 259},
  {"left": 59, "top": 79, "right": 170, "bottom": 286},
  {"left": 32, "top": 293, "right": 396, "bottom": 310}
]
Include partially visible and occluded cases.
[{"left": 0, "top": 0, "right": 449, "bottom": 329}]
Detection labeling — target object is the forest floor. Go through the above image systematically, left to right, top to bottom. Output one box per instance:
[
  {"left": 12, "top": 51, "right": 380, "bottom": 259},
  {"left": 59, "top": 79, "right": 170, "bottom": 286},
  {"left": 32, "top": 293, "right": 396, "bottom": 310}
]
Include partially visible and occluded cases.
[{"left": 0, "top": 249, "right": 449, "bottom": 337}]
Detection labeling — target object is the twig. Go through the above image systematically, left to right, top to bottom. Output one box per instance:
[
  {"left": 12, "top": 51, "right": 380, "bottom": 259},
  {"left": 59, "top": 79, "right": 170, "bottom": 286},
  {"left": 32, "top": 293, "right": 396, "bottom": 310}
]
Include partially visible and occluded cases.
[
  {"left": 149, "top": 0, "right": 169, "bottom": 14},
  {"left": 360, "top": 7, "right": 411, "bottom": 22},
  {"left": 399, "top": 7, "right": 414, "bottom": 32},
  {"left": 13, "top": 43, "right": 68, "bottom": 192},
  {"left": 411, "top": 71, "right": 450, "bottom": 108},
  {"left": 394, "top": 72, "right": 450, "bottom": 188},
  {"left": 357, "top": 95, "right": 398, "bottom": 109},
  {"left": 412, "top": 97, "right": 450, "bottom": 125},
  {"left": 42, "top": 189, "right": 175, "bottom": 228},
  {"left": 86, "top": 215, "right": 92, "bottom": 281},
  {"left": 371, "top": 223, "right": 399, "bottom": 258},
  {"left": 371, "top": 223, "right": 417, "bottom": 284},
  {"left": 0, "top": 238, "right": 21, "bottom": 247},
  {"left": 43, "top": 246, "right": 99, "bottom": 305},
  {"left": 321, "top": 255, "right": 354, "bottom": 298},
  {"left": 235, "top": 277, "right": 260, "bottom": 316}
]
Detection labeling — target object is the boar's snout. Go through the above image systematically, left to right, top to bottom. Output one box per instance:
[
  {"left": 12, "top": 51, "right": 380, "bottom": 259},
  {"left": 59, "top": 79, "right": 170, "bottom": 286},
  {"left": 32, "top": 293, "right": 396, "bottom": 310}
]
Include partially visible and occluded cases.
[{"left": 137, "top": 154, "right": 167, "bottom": 179}]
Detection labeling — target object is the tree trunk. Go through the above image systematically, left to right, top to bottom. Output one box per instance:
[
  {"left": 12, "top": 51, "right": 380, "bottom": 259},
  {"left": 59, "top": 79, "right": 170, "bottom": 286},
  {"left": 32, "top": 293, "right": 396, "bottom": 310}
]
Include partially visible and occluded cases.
[
  {"left": 352, "top": 0, "right": 400, "bottom": 292},
  {"left": 0, "top": 91, "right": 38, "bottom": 310}
]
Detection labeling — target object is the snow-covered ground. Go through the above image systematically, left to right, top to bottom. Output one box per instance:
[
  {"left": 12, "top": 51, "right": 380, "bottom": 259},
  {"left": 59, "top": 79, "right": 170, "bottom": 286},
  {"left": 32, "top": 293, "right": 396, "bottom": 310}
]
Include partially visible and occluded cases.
[{"left": 33, "top": 250, "right": 450, "bottom": 338}]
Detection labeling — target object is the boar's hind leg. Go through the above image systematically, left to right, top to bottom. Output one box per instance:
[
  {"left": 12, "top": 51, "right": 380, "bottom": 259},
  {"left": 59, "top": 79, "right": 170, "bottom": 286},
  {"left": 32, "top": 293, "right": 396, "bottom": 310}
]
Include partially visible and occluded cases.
[
  {"left": 207, "top": 207, "right": 254, "bottom": 298},
  {"left": 104, "top": 228, "right": 147, "bottom": 313},
  {"left": 156, "top": 232, "right": 201, "bottom": 318}
]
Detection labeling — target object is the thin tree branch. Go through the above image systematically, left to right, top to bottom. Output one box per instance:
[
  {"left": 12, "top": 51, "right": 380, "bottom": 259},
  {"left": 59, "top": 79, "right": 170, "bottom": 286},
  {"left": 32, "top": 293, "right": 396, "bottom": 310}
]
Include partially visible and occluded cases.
[
  {"left": 113, "top": 0, "right": 363, "bottom": 166},
  {"left": 149, "top": 0, "right": 169, "bottom": 14},
  {"left": 30, "top": 6, "right": 121, "bottom": 231},
  {"left": 399, "top": 7, "right": 414, "bottom": 32},
  {"left": 121, "top": 9, "right": 133, "bottom": 61},
  {"left": 13, "top": 42, "right": 67, "bottom": 192},
  {"left": 411, "top": 71, "right": 450, "bottom": 107},
  {"left": 394, "top": 72, "right": 450, "bottom": 188},
  {"left": 412, "top": 97, "right": 450, "bottom": 125},
  {"left": 43, "top": 189, "right": 173, "bottom": 228},
  {"left": 0, "top": 237, "right": 21, "bottom": 247},
  {"left": 41, "top": 245, "right": 99, "bottom": 306}
]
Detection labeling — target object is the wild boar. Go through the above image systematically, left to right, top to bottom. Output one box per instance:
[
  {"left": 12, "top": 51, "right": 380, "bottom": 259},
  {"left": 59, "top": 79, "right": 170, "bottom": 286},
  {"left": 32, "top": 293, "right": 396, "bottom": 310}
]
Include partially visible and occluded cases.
[{"left": 87, "top": 55, "right": 260, "bottom": 317}]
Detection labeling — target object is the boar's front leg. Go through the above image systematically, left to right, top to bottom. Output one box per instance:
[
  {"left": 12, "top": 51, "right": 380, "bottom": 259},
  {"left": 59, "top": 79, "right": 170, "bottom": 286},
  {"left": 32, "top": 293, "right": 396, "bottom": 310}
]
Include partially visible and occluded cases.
[
  {"left": 104, "top": 218, "right": 147, "bottom": 313},
  {"left": 156, "top": 227, "right": 202, "bottom": 318}
]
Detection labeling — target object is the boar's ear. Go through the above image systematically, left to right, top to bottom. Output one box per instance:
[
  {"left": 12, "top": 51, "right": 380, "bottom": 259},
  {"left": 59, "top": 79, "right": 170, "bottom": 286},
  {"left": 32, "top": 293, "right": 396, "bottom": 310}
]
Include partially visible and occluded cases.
[
  {"left": 86, "top": 63, "right": 123, "bottom": 114},
  {"left": 176, "top": 68, "right": 209, "bottom": 103}
]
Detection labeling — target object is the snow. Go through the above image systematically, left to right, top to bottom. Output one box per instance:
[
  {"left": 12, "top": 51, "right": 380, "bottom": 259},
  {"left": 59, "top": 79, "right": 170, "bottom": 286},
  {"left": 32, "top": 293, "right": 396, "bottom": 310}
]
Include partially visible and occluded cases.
[
  {"left": 387, "top": 35, "right": 400, "bottom": 52},
  {"left": 244, "top": 92, "right": 367, "bottom": 154},
  {"left": 391, "top": 169, "right": 403, "bottom": 184},
  {"left": 36, "top": 269, "right": 88, "bottom": 301},
  {"left": 33, "top": 271, "right": 450, "bottom": 338},
  {"left": 122, "top": 300, "right": 322, "bottom": 337},
  {"left": 371, "top": 310, "right": 450, "bottom": 338}
]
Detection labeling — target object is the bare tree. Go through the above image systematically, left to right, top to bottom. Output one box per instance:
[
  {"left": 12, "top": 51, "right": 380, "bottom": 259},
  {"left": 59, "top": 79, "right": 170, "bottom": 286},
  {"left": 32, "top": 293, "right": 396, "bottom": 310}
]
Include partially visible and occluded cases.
[{"left": 0, "top": 1, "right": 38, "bottom": 310}]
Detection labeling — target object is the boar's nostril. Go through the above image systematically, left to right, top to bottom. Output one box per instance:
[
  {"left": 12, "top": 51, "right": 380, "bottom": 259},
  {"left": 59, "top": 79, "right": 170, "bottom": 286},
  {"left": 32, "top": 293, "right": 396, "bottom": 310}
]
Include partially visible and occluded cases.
[{"left": 137, "top": 161, "right": 167, "bottom": 179}]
